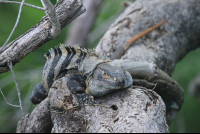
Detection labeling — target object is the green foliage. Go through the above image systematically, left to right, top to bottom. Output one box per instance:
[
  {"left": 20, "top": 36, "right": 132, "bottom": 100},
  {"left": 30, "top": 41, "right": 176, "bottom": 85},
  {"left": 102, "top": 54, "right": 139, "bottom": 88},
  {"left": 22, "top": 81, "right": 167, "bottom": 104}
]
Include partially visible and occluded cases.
[
  {"left": 0, "top": 0, "right": 199, "bottom": 133},
  {"left": 170, "top": 48, "right": 200, "bottom": 133}
]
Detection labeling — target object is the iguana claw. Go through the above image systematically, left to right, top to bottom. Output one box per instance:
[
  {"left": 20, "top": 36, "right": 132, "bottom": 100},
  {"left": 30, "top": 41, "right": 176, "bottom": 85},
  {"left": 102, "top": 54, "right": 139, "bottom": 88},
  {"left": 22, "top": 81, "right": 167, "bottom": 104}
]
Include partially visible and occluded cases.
[{"left": 75, "top": 92, "right": 94, "bottom": 112}]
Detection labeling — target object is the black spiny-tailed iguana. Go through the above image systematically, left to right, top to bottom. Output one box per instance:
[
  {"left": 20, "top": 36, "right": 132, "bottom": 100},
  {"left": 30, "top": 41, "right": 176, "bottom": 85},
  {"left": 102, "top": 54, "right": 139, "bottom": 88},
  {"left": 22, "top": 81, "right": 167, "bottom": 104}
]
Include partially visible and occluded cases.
[
  {"left": 30, "top": 20, "right": 167, "bottom": 110},
  {"left": 30, "top": 45, "right": 133, "bottom": 109}
]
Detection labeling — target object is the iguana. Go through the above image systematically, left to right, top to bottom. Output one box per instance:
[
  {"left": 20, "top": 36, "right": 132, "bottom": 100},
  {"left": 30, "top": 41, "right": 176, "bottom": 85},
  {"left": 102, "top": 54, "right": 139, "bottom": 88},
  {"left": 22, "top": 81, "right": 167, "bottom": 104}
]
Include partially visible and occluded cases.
[
  {"left": 30, "top": 20, "right": 167, "bottom": 110},
  {"left": 30, "top": 45, "right": 133, "bottom": 109}
]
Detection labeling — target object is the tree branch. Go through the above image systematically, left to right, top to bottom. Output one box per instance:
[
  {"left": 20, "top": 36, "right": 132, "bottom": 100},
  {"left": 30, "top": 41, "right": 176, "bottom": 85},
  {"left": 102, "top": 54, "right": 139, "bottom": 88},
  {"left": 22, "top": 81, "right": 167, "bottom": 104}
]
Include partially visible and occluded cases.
[
  {"left": 0, "top": 0, "right": 86, "bottom": 74},
  {"left": 41, "top": 0, "right": 61, "bottom": 39},
  {"left": 95, "top": 0, "right": 200, "bottom": 125},
  {"left": 96, "top": 0, "right": 200, "bottom": 76},
  {"left": 8, "top": 61, "right": 24, "bottom": 115},
  {"left": 18, "top": 76, "right": 168, "bottom": 133},
  {"left": 0, "top": 88, "right": 20, "bottom": 107},
  {"left": 17, "top": 98, "right": 52, "bottom": 133}
]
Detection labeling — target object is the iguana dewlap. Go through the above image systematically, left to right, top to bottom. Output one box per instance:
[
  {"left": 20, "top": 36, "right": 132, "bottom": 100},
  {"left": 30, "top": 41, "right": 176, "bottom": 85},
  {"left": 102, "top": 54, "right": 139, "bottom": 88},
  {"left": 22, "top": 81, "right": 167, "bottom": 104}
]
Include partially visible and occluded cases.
[{"left": 30, "top": 44, "right": 133, "bottom": 107}]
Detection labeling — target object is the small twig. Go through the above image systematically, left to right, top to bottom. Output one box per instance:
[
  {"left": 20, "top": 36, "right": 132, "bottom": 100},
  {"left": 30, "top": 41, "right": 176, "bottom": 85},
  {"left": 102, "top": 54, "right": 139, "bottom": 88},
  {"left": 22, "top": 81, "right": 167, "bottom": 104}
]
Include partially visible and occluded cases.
[
  {"left": 0, "top": 0, "right": 25, "bottom": 51},
  {"left": 41, "top": 0, "right": 61, "bottom": 39},
  {"left": 0, "top": 1, "right": 45, "bottom": 11},
  {"left": 110, "top": 20, "right": 168, "bottom": 60},
  {"left": 8, "top": 61, "right": 24, "bottom": 115},
  {"left": 151, "top": 83, "right": 157, "bottom": 91},
  {"left": 0, "top": 88, "right": 20, "bottom": 107}
]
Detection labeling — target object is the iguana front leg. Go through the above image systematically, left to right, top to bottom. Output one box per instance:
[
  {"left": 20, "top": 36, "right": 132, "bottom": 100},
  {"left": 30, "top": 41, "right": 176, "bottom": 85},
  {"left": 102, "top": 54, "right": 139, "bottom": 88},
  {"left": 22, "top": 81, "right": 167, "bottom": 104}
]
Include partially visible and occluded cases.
[{"left": 65, "top": 71, "right": 94, "bottom": 111}]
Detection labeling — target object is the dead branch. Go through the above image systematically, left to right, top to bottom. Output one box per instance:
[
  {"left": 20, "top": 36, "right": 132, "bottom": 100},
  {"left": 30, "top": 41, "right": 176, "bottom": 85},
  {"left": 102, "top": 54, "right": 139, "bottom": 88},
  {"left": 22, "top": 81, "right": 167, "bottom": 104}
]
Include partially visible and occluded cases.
[
  {"left": 0, "top": 0, "right": 85, "bottom": 74},
  {"left": 41, "top": 0, "right": 61, "bottom": 39},
  {"left": 96, "top": 0, "right": 200, "bottom": 76},
  {"left": 8, "top": 61, "right": 24, "bottom": 115}
]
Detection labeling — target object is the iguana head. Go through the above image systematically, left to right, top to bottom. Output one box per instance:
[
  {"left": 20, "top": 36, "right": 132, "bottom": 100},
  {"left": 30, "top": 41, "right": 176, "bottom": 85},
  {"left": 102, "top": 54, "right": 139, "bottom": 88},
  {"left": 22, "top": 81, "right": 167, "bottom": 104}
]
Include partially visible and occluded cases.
[{"left": 87, "top": 61, "right": 133, "bottom": 97}]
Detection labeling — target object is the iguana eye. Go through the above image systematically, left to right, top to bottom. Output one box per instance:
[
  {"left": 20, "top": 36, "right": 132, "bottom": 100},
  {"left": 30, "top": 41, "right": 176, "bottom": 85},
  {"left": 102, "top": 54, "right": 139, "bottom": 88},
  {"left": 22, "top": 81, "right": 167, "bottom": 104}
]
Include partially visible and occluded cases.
[
  {"left": 101, "top": 70, "right": 110, "bottom": 79},
  {"left": 102, "top": 70, "right": 108, "bottom": 75}
]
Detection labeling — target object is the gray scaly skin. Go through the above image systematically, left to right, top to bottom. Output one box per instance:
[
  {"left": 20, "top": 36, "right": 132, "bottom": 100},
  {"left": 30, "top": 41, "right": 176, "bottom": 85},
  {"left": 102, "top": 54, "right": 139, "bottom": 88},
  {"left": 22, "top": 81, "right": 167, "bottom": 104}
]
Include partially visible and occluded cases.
[{"left": 30, "top": 44, "right": 133, "bottom": 110}]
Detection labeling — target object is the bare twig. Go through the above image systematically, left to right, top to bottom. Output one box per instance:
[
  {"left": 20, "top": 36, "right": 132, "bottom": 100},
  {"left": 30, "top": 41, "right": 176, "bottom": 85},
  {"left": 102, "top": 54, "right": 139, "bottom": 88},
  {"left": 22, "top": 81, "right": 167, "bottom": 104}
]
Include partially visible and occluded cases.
[
  {"left": 0, "top": 0, "right": 25, "bottom": 51},
  {"left": 0, "top": 0, "right": 85, "bottom": 74},
  {"left": 41, "top": 0, "right": 61, "bottom": 39},
  {"left": 0, "top": 1, "right": 45, "bottom": 10},
  {"left": 110, "top": 20, "right": 168, "bottom": 59},
  {"left": 8, "top": 61, "right": 24, "bottom": 115},
  {"left": 0, "top": 88, "right": 20, "bottom": 107}
]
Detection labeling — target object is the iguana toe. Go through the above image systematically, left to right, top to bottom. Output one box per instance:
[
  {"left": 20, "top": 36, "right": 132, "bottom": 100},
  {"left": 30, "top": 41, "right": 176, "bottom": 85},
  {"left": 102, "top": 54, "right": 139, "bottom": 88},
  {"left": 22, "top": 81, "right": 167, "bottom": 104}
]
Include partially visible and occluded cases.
[{"left": 75, "top": 92, "right": 94, "bottom": 112}]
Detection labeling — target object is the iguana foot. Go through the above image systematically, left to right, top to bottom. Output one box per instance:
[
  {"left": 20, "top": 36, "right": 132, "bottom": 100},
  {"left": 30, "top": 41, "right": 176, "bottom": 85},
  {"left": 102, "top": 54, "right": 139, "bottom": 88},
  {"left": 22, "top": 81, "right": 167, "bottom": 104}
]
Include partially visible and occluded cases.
[{"left": 75, "top": 92, "right": 94, "bottom": 112}]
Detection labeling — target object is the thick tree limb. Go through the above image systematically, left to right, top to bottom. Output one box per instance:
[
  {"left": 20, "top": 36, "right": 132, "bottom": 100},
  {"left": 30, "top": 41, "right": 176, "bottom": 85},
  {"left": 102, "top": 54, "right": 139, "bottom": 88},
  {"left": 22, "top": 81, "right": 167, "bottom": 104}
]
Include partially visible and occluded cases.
[
  {"left": 0, "top": 0, "right": 85, "bottom": 74},
  {"left": 17, "top": 0, "right": 200, "bottom": 133},
  {"left": 96, "top": 0, "right": 200, "bottom": 76},
  {"left": 110, "top": 19, "right": 168, "bottom": 60},
  {"left": 18, "top": 76, "right": 168, "bottom": 133},
  {"left": 48, "top": 77, "right": 168, "bottom": 133},
  {"left": 17, "top": 98, "right": 52, "bottom": 133}
]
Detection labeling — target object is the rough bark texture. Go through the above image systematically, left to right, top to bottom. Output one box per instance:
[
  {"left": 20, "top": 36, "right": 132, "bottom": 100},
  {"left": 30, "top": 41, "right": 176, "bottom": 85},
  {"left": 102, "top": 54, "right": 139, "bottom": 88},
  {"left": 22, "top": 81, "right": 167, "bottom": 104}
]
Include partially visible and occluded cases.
[
  {"left": 0, "top": 0, "right": 85, "bottom": 74},
  {"left": 16, "top": 0, "right": 200, "bottom": 133},
  {"left": 65, "top": 0, "right": 103, "bottom": 47},
  {"left": 96, "top": 0, "right": 200, "bottom": 76},
  {"left": 49, "top": 77, "right": 168, "bottom": 133},
  {"left": 17, "top": 98, "right": 51, "bottom": 133}
]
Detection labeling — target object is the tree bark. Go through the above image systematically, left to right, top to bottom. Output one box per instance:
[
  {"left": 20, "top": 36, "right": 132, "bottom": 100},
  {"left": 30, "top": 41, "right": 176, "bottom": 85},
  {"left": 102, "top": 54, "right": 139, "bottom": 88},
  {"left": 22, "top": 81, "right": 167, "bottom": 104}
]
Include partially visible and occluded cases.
[
  {"left": 17, "top": 0, "right": 200, "bottom": 133},
  {"left": 96, "top": 0, "right": 200, "bottom": 76},
  {"left": 49, "top": 77, "right": 168, "bottom": 133},
  {"left": 17, "top": 98, "right": 51, "bottom": 133}
]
